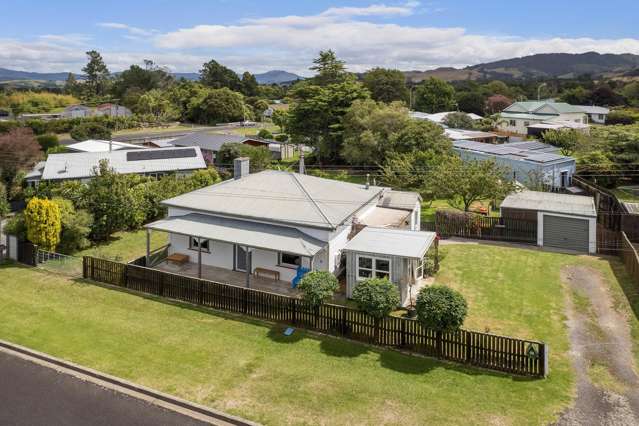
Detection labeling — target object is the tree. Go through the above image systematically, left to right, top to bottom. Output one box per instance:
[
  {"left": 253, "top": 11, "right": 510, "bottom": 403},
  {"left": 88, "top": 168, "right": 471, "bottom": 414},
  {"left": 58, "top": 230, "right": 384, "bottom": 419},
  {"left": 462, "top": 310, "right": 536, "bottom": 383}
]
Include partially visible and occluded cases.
[
  {"left": 82, "top": 50, "right": 110, "bottom": 98},
  {"left": 309, "top": 50, "right": 348, "bottom": 86},
  {"left": 200, "top": 59, "right": 241, "bottom": 91},
  {"left": 111, "top": 63, "right": 174, "bottom": 107},
  {"left": 362, "top": 68, "right": 409, "bottom": 104},
  {"left": 241, "top": 72, "right": 259, "bottom": 97},
  {"left": 63, "top": 73, "right": 81, "bottom": 97},
  {"left": 413, "top": 77, "right": 456, "bottom": 113},
  {"left": 287, "top": 79, "right": 369, "bottom": 162},
  {"left": 483, "top": 80, "right": 513, "bottom": 98},
  {"left": 622, "top": 82, "right": 639, "bottom": 107},
  {"left": 588, "top": 84, "right": 624, "bottom": 106},
  {"left": 560, "top": 86, "right": 590, "bottom": 105},
  {"left": 187, "top": 87, "right": 245, "bottom": 124},
  {"left": 136, "top": 89, "right": 180, "bottom": 121},
  {"left": 456, "top": 92, "right": 486, "bottom": 116},
  {"left": 485, "top": 94, "right": 512, "bottom": 114},
  {"left": 341, "top": 99, "right": 409, "bottom": 165},
  {"left": 272, "top": 109, "right": 289, "bottom": 132},
  {"left": 442, "top": 112, "right": 476, "bottom": 130},
  {"left": 389, "top": 120, "right": 451, "bottom": 155},
  {"left": 70, "top": 122, "right": 112, "bottom": 141},
  {"left": 0, "top": 128, "right": 42, "bottom": 185},
  {"left": 257, "top": 129, "right": 273, "bottom": 139},
  {"left": 541, "top": 129, "right": 581, "bottom": 156},
  {"left": 36, "top": 134, "right": 59, "bottom": 152},
  {"left": 217, "top": 143, "right": 272, "bottom": 171},
  {"left": 577, "top": 150, "right": 618, "bottom": 187},
  {"left": 425, "top": 156, "right": 517, "bottom": 211},
  {"left": 84, "top": 160, "right": 136, "bottom": 240},
  {"left": 0, "top": 182, "right": 9, "bottom": 218},
  {"left": 24, "top": 197, "right": 61, "bottom": 251},
  {"left": 53, "top": 197, "right": 93, "bottom": 253},
  {"left": 297, "top": 271, "right": 339, "bottom": 307},
  {"left": 352, "top": 278, "right": 400, "bottom": 319},
  {"left": 415, "top": 285, "right": 468, "bottom": 332}
]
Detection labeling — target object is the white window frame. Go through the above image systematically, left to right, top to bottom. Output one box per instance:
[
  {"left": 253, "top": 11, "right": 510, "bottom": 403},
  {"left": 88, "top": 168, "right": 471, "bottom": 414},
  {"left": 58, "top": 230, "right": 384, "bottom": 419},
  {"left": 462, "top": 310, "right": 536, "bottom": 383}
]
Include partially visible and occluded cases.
[
  {"left": 509, "top": 119, "right": 516, "bottom": 127},
  {"left": 189, "top": 237, "right": 210, "bottom": 253},
  {"left": 278, "top": 252, "right": 301, "bottom": 269},
  {"left": 356, "top": 254, "right": 391, "bottom": 281},
  {"left": 416, "top": 257, "right": 425, "bottom": 279}
]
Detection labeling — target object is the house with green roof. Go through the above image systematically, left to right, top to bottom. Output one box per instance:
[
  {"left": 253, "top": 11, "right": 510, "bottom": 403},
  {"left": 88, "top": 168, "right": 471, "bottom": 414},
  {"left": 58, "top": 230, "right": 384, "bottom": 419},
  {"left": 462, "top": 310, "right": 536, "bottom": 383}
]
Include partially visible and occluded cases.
[{"left": 498, "top": 100, "right": 588, "bottom": 135}]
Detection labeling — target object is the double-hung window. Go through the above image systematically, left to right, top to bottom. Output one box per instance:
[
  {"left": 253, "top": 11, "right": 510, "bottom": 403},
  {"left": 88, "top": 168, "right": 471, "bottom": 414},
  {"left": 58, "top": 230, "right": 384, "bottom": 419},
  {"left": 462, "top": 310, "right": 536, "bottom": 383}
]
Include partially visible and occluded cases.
[
  {"left": 189, "top": 237, "right": 210, "bottom": 253},
  {"left": 357, "top": 255, "right": 391, "bottom": 280}
]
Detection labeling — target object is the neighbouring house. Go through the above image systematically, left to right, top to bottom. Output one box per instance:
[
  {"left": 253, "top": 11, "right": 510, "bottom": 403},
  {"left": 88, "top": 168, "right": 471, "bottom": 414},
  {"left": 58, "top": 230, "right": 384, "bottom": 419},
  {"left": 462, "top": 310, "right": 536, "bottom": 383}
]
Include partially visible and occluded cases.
[
  {"left": 498, "top": 101, "right": 588, "bottom": 135},
  {"left": 95, "top": 103, "right": 133, "bottom": 118},
  {"left": 63, "top": 104, "right": 93, "bottom": 118},
  {"left": 577, "top": 105, "right": 610, "bottom": 124},
  {"left": 410, "top": 111, "right": 483, "bottom": 124},
  {"left": 17, "top": 112, "right": 64, "bottom": 121},
  {"left": 526, "top": 120, "right": 590, "bottom": 138},
  {"left": 444, "top": 128, "right": 504, "bottom": 144},
  {"left": 171, "top": 131, "right": 295, "bottom": 163},
  {"left": 66, "top": 139, "right": 143, "bottom": 153},
  {"left": 453, "top": 139, "right": 576, "bottom": 189},
  {"left": 25, "top": 147, "right": 206, "bottom": 185},
  {"left": 144, "top": 158, "right": 432, "bottom": 306},
  {"left": 500, "top": 190, "right": 597, "bottom": 254}
]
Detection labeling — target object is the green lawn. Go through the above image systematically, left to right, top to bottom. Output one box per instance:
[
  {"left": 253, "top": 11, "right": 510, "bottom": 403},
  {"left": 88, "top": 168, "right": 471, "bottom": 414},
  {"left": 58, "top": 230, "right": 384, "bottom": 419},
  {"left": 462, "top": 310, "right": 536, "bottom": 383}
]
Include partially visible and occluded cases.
[
  {"left": 610, "top": 187, "right": 639, "bottom": 202},
  {"left": 74, "top": 229, "right": 168, "bottom": 262},
  {"left": 3, "top": 244, "right": 636, "bottom": 424}
]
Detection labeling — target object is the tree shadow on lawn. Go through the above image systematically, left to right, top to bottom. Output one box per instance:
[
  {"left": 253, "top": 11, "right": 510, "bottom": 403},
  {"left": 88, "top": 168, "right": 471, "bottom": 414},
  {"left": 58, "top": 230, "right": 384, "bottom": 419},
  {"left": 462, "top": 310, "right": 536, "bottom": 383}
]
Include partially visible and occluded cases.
[{"left": 72, "top": 278, "right": 540, "bottom": 382}]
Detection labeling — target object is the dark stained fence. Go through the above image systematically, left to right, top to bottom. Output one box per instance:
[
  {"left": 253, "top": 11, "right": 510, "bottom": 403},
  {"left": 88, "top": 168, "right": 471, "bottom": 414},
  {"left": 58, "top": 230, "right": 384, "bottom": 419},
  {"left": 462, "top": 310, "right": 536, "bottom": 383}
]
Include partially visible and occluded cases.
[
  {"left": 435, "top": 211, "right": 537, "bottom": 244},
  {"left": 597, "top": 225, "right": 622, "bottom": 256},
  {"left": 621, "top": 232, "right": 639, "bottom": 285},
  {"left": 17, "top": 242, "right": 37, "bottom": 266},
  {"left": 83, "top": 256, "right": 548, "bottom": 377}
]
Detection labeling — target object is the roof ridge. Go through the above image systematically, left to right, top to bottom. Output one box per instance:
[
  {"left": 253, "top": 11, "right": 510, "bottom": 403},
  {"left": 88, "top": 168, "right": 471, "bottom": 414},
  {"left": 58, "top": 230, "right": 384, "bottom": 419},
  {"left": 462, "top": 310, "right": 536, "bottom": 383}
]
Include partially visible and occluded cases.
[{"left": 289, "top": 172, "right": 333, "bottom": 228}]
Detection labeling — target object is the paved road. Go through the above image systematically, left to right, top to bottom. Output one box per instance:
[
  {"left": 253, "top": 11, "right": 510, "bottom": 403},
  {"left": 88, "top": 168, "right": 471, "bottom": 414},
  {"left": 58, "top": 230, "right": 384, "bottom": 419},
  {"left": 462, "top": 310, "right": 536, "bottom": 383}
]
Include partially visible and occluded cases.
[{"left": 0, "top": 351, "right": 209, "bottom": 426}]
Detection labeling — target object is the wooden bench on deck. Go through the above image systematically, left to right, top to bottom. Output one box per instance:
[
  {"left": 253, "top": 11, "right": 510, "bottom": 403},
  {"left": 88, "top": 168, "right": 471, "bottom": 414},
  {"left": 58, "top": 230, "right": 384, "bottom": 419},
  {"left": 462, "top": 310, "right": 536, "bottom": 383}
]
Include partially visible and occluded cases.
[
  {"left": 166, "top": 253, "right": 189, "bottom": 265},
  {"left": 253, "top": 267, "right": 280, "bottom": 281}
]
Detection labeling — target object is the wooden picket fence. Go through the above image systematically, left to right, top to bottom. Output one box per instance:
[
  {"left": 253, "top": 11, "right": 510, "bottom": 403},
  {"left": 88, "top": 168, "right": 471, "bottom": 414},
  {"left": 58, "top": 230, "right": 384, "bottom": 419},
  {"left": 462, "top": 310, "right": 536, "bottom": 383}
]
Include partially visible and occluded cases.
[
  {"left": 434, "top": 211, "right": 537, "bottom": 244},
  {"left": 621, "top": 232, "right": 639, "bottom": 285},
  {"left": 83, "top": 256, "right": 548, "bottom": 377}
]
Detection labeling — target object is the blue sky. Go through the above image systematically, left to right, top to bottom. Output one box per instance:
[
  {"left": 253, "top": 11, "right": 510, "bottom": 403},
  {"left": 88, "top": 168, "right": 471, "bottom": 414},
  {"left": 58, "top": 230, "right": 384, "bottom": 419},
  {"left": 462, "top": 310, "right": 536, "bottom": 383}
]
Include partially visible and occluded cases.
[{"left": 2, "top": 1, "right": 638, "bottom": 74}]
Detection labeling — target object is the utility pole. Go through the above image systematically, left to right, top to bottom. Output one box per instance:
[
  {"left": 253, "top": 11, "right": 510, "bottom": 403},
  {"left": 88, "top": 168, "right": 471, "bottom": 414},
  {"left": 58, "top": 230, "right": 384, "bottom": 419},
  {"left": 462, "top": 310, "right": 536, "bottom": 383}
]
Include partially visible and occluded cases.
[{"left": 298, "top": 144, "right": 305, "bottom": 174}]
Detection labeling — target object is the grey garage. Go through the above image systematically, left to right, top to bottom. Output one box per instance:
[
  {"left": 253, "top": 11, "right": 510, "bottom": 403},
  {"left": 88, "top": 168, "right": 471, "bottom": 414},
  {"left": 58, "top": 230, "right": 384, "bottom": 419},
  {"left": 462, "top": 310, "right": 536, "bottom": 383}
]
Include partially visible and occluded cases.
[{"left": 500, "top": 191, "right": 597, "bottom": 254}]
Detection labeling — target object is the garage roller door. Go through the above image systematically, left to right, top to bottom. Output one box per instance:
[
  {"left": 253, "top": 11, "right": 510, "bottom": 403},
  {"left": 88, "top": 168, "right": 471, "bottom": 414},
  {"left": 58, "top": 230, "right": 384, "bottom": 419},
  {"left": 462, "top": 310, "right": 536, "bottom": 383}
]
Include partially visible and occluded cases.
[{"left": 543, "top": 215, "right": 589, "bottom": 253}]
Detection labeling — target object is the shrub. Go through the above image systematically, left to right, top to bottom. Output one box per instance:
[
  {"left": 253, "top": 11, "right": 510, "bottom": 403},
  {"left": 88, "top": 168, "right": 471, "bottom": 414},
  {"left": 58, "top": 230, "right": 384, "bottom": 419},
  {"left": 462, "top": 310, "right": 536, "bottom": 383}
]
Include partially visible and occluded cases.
[
  {"left": 607, "top": 110, "right": 637, "bottom": 125},
  {"left": 442, "top": 112, "right": 476, "bottom": 130},
  {"left": 70, "top": 122, "right": 112, "bottom": 141},
  {"left": 257, "top": 128, "right": 273, "bottom": 139},
  {"left": 36, "top": 133, "right": 59, "bottom": 152},
  {"left": 274, "top": 133, "right": 289, "bottom": 142},
  {"left": 218, "top": 143, "right": 272, "bottom": 171},
  {"left": 0, "top": 182, "right": 9, "bottom": 217},
  {"left": 24, "top": 197, "right": 62, "bottom": 251},
  {"left": 53, "top": 197, "right": 93, "bottom": 253},
  {"left": 3, "top": 213, "right": 26, "bottom": 239},
  {"left": 297, "top": 271, "right": 339, "bottom": 307},
  {"left": 352, "top": 278, "right": 400, "bottom": 318},
  {"left": 415, "top": 285, "right": 468, "bottom": 332}
]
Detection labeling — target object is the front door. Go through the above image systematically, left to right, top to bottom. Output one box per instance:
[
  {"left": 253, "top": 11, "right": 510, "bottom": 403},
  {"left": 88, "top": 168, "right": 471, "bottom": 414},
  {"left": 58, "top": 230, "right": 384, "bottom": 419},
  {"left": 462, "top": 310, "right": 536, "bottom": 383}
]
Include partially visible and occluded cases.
[
  {"left": 560, "top": 171, "right": 568, "bottom": 188},
  {"left": 235, "top": 245, "right": 251, "bottom": 272}
]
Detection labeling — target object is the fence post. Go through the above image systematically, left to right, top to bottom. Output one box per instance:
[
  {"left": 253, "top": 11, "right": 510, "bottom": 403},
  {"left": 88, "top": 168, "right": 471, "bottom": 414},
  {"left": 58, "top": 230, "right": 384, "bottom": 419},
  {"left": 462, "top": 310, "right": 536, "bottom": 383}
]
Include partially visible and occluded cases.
[
  {"left": 82, "top": 256, "right": 88, "bottom": 279},
  {"left": 159, "top": 272, "right": 165, "bottom": 297},
  {"left": 199, "top": 280, "right": 204, "bottom": 305},
  {"left": 242, "top": 288, "right": 248, "bottom": 314},
  {"left": 291, "top": 298, "right": 297, "bottom": 325},
  {"left": 341, "top": 307, "right": 348, "bottom": 336},
  {"left": 400, "top": 319, "right": 406, "bottom": 347},
  {"left": 436, "top": 331, "right": 443, "bottom": 358},
  {"left": 465, "top": 331, "right": 472, "bottom": 363},
  {"left": 540, "top": 343, "right": 549, "bottom": 378}
]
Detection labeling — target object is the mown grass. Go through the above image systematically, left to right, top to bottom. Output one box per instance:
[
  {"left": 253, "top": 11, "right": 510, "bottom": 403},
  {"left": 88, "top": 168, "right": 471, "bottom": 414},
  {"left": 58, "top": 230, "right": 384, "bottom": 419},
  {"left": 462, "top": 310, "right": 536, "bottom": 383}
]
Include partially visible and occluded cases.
[
  {"left": 73, "top": 229, "right": 168, "bottom": 262},
  {"left": 1, "top": 244, "right": 620, "bottom": 425}
]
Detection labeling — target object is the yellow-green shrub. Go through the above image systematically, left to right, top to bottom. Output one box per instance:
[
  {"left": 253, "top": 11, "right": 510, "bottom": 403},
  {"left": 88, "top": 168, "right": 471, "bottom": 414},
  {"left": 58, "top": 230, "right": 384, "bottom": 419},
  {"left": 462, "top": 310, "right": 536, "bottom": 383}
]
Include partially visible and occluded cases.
[{"left": 24, "top": 197, "right": 61, "bottom": 251}]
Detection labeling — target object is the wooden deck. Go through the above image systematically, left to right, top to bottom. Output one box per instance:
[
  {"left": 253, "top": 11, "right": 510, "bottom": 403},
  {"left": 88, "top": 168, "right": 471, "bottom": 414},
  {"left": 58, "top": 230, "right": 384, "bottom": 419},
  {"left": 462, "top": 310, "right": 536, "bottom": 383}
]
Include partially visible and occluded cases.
[{"left": 155, "top": 261, "right": 300, "bottom": 296}]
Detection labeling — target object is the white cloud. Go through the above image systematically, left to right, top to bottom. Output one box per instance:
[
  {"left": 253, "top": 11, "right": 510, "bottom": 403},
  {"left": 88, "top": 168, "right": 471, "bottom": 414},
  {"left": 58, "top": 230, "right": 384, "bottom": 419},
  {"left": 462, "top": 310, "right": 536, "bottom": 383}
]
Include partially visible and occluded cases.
[
  {"left": 2, "top": 3, "right": 639, "bottom": 75},
  {"left": 98, "top": 22, "right": 157, "bottom": 37}
]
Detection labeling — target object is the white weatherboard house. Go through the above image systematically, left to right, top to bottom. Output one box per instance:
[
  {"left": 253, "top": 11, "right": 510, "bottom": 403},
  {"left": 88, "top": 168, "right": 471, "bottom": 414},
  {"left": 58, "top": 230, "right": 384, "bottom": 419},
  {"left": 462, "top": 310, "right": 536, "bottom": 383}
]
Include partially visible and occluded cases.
[
  {"left": 498, "top": 101, "right": 588, "bottom": 135},
  {"left": 146, "top": 158, "right": 435, "bottom": 306}
]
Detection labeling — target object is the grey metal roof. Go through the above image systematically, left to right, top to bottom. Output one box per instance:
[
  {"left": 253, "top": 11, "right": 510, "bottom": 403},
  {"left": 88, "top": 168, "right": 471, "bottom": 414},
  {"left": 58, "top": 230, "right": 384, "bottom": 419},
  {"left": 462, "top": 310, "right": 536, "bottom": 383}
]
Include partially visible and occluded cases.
[
  {"left": 576, "top": 105, "right": 610, "bottom": 115},
  {"left": 172, "top": 131, "right": 284, "bottom": 153},
  {"left": 453, "top": 140, "right": 574, "bottom": 165},
  {"left": 41, "top": 147, "right": 206, "bottom": 180},
  {"left": 162, "top": 170, "right": 385, "bottom": 230},
  {"left": 377, "top": 190, "right": 421, "bottom": 211},
  {"left": 500, "top": 190, "right": 596, "bottom": 217},
  {"left": 146, "top": 213, "right": 326, "bottom": 256},
  {"left": 344, "top": 227, "right": 436, "bottom": 259}
]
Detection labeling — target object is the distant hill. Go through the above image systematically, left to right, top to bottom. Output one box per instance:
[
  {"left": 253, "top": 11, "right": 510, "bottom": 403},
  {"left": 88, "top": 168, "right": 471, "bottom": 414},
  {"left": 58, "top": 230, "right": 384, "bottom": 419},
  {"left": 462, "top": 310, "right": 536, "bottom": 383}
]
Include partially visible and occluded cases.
[
  {"left": 406, "top": 52, "right": 639, "bottom": 82},
  {"left": 0, "top": 67, "right": 303, "bottom": 86},
  {"left": 254, "top": 70, "right": 303, "bottom": 84}
]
